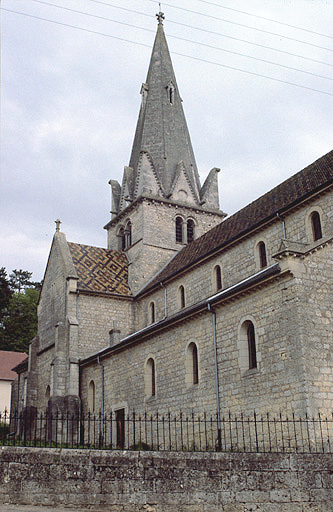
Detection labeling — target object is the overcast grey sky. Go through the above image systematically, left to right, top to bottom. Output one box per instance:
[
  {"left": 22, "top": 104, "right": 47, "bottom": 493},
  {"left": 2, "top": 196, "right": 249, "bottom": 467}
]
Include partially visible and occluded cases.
[{"left": 1, "top": 0, "right": 332, "bottom": 282}]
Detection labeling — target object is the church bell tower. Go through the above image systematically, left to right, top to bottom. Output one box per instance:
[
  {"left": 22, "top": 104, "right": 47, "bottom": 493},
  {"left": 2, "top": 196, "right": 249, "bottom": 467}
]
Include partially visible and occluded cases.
[{"left": 104, "top": 12, "right": 226, "bottom": 293}]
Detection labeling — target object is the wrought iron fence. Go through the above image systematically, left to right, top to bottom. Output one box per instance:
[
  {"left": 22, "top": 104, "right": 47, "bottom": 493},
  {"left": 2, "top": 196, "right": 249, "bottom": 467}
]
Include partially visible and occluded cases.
[{"left": 1, "top": 409, "right": 332, "bottom": 453}]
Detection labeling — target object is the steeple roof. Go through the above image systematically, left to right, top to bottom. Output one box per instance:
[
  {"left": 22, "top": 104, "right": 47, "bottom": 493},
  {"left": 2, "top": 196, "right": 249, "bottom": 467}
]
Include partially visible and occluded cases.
[
  {"left": 109, "top": 17, "right": 221, "bottom": 217},
  {"left": 129, "top": 19, "right": 201, "bottom": 201}
]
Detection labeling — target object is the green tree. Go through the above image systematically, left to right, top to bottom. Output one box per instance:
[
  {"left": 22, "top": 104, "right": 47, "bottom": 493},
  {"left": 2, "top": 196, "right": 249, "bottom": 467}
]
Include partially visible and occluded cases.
[
  {"left": 0, "top": 267, "right": 12, "bottom": 318},
  {"left": 0, "top": 268, "right": 40, "bottom": 352},
  {"left": 9, "top": 269, "right": 33, "bottom": 293},
  {"left": 0, "top": 288, "right": 39, "bottom": 352}
]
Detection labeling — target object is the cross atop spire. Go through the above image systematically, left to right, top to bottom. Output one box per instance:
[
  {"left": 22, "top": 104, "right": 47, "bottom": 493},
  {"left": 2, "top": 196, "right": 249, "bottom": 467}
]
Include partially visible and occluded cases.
[
  {"left": 156, "top": 3, "right": 165, "bottom": 24},
  {"left": 156, "top": 9, "right": 165, "bottom": 25},
  {"left": 55, "top": 219, "right": 61, "bottom": 232}
]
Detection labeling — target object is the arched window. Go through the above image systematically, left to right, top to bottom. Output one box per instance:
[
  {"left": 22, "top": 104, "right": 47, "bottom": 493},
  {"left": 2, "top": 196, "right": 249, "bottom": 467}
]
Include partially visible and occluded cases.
[
  {"left": 311, "top": 211, "right": 322, "bottom": 241},
  {"left": 175, "top": 216, "right": 183, "bottom": 243},
  {"left": 187, "top": 219, "right": 195, "bottom": 243},
  {"left": 125, "top": 221, "right": 132, "bottom": 248},
  {"left": 118, "top": 227, "right": 126, "bottom": 251},
  {"left": 258, "top": 241, "right": 267, "bottom": 268},
  {"left": 214, "top": 265, "right": 222, "bottom": 291},
  {"left": 179, "top": 285, "right": 185, "bottom": 308},
  {"left": 149, "top": 302, "right": 155, "bottom": 324},
  {"left": 238, "top": 319, "right": 258, "bottom": 374},
  {"left": 247, "top": 322, "right": 257, "bottom": 370},
  {"left": 185, "top": 342, "right": 199, "bottom": 386},
  {"left": 145, "top": 358, "right": 156, "bottom": 398},
  {"left": 88, "top": 380, "right": 96, "bottom": 412},
  {"left": 45, "top": 385, "right": 50, "bottom": 401}
]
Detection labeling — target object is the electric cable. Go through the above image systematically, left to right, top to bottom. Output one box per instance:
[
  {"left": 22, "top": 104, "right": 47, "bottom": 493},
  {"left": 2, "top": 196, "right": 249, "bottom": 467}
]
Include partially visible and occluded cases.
[
  {"left": 26, "top": 0, "right": 333, "bottom": 81},
  {"left": 82, "top": 0, "right": 333, "bottom": 68},
  {"left": 2, "top": 7, "right": 333, "bottom": 97}
]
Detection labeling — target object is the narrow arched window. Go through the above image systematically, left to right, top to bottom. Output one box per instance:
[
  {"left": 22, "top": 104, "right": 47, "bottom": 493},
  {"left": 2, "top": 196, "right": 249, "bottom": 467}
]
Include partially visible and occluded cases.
[
  {"left": 311, "top": 211, "right": 322, "bottom": 241},
  {"left": 176, "top": 217, "right": 183, "bottom": 243},
  {"left": 187, "top": 219, "right": 195, "bottom": 243},
  {"left": 125, "top": 221, "right": 132, "bottom": 248},
  {"left": 118, "top": 227, "right": 126, "bottom": 251},
  {"left": 258, "top": 241, "right": 267, "bottom": 268},
  {"left": 215, "top": 265, "right": 222, "bottom": 291},
  {"left": 179, "top": 285, "right": 185, "bottom": 308},
  {"left": 150, "top": 302, "right": 155, "bottom": 324},
  {"left": 247, "top": 322, "right": 257, "bottom": 370},
  {"left": 185, "top": 342, "right": 199, "bottom": 386},
  {"left": 191, "top": 343, "right": 199, "bottom": 384},
  {"left": 145, "top": 358, "right": 156, "bottom": 398},
  {"left": 88, "top": 380, "right": 96, "bottom": 412},
  {"left": 45, "top": 385, "right": 50, "bottom": 401}
]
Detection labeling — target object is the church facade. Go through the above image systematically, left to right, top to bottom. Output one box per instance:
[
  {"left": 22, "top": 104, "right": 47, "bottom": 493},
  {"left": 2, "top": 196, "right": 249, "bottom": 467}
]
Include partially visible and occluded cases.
[{"left": 13, "top": 17, "right": 333, "bottom": 425}]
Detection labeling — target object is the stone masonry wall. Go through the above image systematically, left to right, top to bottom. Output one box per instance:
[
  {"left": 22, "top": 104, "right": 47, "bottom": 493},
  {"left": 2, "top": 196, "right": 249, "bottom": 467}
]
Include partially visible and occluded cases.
[
  {"left": 134, "top": 190, "right": 332, "bottom": 330},
  {"left": 81, "top": 271, "right": 312, "bottom": 419},
  {"left": 77, "top": 294, "right": 133, "bottom": 360},
  {"left": 0, "top": 447, "right": 332, "bottom": 511}
]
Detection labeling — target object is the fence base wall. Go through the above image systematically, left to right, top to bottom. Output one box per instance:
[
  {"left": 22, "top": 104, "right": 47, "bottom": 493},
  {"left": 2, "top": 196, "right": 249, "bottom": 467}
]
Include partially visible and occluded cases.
[{"left": 0, "top": 447, "right": 332, "bottom": 511}]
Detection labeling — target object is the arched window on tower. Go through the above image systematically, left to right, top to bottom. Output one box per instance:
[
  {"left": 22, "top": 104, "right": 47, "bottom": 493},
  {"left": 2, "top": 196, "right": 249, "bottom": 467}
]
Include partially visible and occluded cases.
[
  {"left": 310, "top": 211, "right": 322, "bottom": 241},
  {"left": 175, "top": 217, "right": 183, "bottom": 243},
  {"left": 187, "top": 219, "right": 195, "bottom": 243},
  {"left": 125, "top": 221, "right": 132, "bottom": 248},
  {"left": 118, "top": 227, "right": 126, "bottom": 251},
  {"left": 258, "top": 241, "right": 267, "bottom": 268},
  {"left": 145, "top": 358, "right": 156, "bottom": 398},
  {"left": 45, "top": 385, "right": 50, "bottom": 402}
]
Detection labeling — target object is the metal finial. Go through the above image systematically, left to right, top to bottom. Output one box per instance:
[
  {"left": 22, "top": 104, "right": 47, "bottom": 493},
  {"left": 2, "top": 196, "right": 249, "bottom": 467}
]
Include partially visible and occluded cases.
[
  {"left": 156, "top": 6, "right": 165, "bottom": 25},
  {"left": 55, "top": 219, "right": 61, "bottom": 232}
]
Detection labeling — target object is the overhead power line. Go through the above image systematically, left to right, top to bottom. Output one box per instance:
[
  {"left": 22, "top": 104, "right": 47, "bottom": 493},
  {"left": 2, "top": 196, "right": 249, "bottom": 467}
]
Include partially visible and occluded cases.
[
  {"left": 26, "top": 0, "right": 333, "bottom": 82},
  {"left": 84, "top": 0, "right": 333, "bottom": 68},
  {"left": 144, "top": 0, "right": 333, "bottom": 52},
  {"left": 149, "top": 0, "right": 333, "bottom": 40},
  {"left": 2, "top": 8, "right": 333, "bottom": 97}
]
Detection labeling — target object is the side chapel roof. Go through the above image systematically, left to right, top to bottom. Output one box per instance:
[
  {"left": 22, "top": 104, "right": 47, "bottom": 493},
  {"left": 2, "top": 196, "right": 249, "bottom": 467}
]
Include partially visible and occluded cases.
[
  {"left": 141, "top": 150, "right": 333, "bottom": 294},
  {"left": 67, "top": 243, "right": 131, "bottom": 297}
]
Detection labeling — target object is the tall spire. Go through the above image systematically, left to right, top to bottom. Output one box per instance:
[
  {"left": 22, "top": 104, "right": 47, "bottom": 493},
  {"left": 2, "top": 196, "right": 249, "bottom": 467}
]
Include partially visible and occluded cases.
[
  {"left": 110, "top": 16, "right": 221, "bottom": 216},
  {"left": 128, "top": 16, "right": 201, "bottom": 202}
]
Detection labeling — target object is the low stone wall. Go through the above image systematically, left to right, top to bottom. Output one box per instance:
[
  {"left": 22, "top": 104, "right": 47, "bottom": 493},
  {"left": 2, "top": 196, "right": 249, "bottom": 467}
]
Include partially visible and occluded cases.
[{"left": 0, "top": 447, "right": 332, "bottom": 511}]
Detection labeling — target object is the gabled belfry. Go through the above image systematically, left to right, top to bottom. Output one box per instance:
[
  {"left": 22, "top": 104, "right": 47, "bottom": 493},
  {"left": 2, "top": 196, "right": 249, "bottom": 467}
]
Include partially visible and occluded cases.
[
  {"left": 105, "top": 14, "right": 226, "bottom": 294},
  {"left": 110, "top": 15, "right": 221, "bottom": 215}
]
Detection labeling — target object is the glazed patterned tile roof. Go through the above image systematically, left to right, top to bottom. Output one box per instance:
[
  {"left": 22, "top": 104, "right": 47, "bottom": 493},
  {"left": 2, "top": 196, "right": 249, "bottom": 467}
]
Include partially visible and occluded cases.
[
  {"left": 142, "top": 150, "right": 333, "bottom": 295},
  {"left": 68, "top": 243, "right": 131, "bottom": 297}
]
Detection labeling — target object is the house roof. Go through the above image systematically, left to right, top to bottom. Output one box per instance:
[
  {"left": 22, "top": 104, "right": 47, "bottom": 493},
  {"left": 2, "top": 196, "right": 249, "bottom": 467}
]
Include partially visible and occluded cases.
[
  {"left": 140, "top": 150, "right": 333, "bottom": 295},
  {"left": 68, "top": 243, "right": 132, "bottom": 297},
  {"left": 0, "top": 351, "right": 28, "bottom": 380}
]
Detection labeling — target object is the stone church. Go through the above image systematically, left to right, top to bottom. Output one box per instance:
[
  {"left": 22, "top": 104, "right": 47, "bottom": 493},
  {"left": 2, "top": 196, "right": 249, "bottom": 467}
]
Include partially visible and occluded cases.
[{"left": 12, "top": 16, "right": 333, "bottom": 426}]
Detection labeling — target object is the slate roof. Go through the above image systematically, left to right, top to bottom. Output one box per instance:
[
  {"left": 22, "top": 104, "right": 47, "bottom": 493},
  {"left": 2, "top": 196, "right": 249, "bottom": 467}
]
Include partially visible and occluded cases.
[
  {"left": 141, "top": 150, "right": 333, "bottom": 294},
  {"left": 68, "top": 243, "right": 132, "bottom": 297},
  {"left": 0, "top": 351, "right": 27, "bottom": 380}
]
